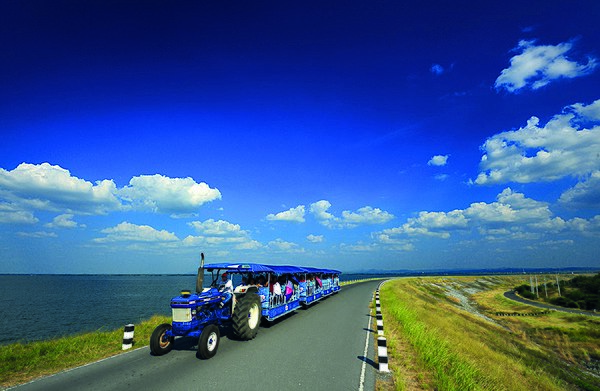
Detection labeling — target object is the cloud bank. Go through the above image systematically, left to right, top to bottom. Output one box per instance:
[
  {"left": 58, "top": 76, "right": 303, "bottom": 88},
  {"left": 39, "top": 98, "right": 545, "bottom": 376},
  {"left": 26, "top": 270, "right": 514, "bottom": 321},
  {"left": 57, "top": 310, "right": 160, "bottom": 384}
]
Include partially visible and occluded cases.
[{"left": 0, "top": 163, "right": 221, "bottom": 222}]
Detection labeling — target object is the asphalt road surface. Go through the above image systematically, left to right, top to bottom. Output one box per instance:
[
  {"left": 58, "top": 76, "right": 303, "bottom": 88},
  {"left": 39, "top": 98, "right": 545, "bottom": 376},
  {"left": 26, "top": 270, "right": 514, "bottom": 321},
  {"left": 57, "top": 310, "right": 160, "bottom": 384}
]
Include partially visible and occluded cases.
[
  {"left": 12, "top": 280, "right": 381, "bottom": 391},
  {"left": 504, "top": 291, "right": 600, "bottom": 317}
]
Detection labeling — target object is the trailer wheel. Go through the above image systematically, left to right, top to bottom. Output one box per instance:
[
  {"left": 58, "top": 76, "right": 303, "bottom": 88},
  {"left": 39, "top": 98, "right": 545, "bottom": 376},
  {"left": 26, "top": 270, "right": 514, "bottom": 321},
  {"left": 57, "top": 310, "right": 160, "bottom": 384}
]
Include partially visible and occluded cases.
[
  {"left": 232, "top": 293, "right": 261, "bottom": 340},
  {"left": 150, "top": 323, "right": 174, "bottom": 356},
  {"left": 197, "top": 324, "right": 220, "bottom": 359}
]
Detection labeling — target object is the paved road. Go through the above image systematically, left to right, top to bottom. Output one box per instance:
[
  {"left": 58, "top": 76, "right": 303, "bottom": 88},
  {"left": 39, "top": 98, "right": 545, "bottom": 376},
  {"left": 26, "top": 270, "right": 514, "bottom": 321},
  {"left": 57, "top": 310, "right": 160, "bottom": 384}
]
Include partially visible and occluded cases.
[
  {"left": 12, "top": 281, "right": 380, "bottom": 391},
  {"left": 504, "top": 291, "right": 600, "bottom": 317}
]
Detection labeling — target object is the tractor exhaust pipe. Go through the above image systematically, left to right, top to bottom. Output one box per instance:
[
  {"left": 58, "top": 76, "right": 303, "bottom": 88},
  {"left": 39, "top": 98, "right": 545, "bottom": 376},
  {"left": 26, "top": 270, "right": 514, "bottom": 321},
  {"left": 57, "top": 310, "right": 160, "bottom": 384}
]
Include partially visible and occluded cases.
[{"left": 195, "top": 252, "right": 205, "bottom": 293}]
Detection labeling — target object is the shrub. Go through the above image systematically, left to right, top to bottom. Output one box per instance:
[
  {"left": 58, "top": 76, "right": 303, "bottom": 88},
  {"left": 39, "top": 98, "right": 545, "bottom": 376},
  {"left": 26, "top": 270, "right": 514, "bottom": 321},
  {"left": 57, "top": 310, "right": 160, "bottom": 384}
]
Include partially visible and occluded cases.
[{"left": 514, "top": 284, "right": 536, "bottom": 299}]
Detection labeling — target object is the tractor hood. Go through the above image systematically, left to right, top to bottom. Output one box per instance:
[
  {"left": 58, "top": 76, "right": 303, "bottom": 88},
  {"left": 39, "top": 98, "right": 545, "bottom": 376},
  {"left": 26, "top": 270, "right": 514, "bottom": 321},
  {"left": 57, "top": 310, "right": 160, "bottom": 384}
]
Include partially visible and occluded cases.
[{"left": 171, "top": 288, "right": 222, "bottom": 308}]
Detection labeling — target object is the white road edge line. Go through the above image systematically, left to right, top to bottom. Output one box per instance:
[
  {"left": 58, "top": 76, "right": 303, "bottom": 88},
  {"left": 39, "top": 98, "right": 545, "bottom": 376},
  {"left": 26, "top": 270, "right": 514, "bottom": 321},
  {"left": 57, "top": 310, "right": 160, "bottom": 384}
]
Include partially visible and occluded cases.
[
  {"left": 358, "top": 303, "right": 373, "bottom": 391},
  {"left": 5, "top": 345, "right": 150, "bottom": 390}
]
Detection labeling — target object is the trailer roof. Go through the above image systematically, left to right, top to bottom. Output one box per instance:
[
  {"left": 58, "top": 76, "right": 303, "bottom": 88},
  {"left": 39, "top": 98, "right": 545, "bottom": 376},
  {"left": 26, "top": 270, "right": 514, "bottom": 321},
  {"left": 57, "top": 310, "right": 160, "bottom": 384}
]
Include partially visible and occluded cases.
[
  {"left": 203, "top": 263, "right": 341, "bottom": 275},
  {"left": 203, "top": 263, "right": 274, "bottom": 273}
]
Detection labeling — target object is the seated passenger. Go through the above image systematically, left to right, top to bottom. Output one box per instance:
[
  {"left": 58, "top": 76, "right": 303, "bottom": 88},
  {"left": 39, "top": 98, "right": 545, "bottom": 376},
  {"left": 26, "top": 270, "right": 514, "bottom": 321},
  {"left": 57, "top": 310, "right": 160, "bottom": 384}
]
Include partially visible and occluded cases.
[
  {"left": 237, "top": 276, "right": 248, "bottom": 287},
  {"left": 257, "top": 276, "right": 266, "bottom": 287},
  {"left": 273, "top": 279, "right": 282, "bottom": 296},
  {"left": 284, "top": 279, "right": 294, "bottom": 301}
]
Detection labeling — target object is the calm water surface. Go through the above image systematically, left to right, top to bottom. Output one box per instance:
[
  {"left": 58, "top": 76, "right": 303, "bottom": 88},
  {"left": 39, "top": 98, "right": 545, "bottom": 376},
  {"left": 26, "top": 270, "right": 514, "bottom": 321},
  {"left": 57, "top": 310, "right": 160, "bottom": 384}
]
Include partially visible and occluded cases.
[{"left": 0, "top": 273, "right": 378, "bottom": 345}]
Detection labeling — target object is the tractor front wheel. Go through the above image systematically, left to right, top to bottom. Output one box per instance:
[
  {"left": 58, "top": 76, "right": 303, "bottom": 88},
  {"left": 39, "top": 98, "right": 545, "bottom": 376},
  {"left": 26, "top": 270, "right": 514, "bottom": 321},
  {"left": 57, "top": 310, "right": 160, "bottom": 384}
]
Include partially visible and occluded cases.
[
  {"left": 232, "top": 293, "right": 261, "bottom": 340},
  {"left": 150, "top": 323, "right": 174, "bottom": 356},
  {"left": 197, "top": 324, "right": 220, "bottom": 359}
]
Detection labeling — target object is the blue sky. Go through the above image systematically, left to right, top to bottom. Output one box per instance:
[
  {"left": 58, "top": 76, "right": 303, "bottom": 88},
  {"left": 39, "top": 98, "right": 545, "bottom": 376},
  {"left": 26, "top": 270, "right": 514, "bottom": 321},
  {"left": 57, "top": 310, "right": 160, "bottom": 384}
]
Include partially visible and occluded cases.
[{"left": 1, "top": 1, "right": 599, "bottom": 273}]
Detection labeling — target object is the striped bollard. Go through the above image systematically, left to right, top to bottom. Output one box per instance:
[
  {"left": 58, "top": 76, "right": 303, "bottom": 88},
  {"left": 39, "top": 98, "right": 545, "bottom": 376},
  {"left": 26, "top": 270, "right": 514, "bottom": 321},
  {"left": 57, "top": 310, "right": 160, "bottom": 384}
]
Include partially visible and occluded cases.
[
  {"left": 376, "top": 313, "right": 384, "bottom": 336},
  {"left": 122, "top": 324, "right": 135, "bottom": 350},
  {"left": 377, "top": 337, "right": 390, "bottom": 372}
]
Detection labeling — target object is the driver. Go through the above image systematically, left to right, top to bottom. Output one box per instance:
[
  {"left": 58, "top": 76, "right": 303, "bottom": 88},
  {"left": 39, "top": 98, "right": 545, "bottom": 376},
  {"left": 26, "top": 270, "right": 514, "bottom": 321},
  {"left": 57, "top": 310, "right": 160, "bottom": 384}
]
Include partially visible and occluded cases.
[{"left": 219, "top": 273, "right": 233, "bottom": 307}]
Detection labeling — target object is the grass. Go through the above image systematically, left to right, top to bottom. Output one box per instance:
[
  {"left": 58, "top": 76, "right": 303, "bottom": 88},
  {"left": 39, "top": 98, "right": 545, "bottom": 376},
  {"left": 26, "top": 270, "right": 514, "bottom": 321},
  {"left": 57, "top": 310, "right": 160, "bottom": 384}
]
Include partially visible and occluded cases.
[
  {"left": 379, "top": 276, "right": 600, "bottom": 390},
  {"left": 0, "top": 315, "right": 170, "bottom": 389}
]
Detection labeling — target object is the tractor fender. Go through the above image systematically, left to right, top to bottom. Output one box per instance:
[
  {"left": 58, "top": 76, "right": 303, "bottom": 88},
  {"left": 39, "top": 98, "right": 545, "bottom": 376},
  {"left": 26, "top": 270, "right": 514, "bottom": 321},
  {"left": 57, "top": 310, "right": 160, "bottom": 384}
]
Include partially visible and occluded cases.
[{"left": 233, "top": 285, "right": 259, "bottom": 296}]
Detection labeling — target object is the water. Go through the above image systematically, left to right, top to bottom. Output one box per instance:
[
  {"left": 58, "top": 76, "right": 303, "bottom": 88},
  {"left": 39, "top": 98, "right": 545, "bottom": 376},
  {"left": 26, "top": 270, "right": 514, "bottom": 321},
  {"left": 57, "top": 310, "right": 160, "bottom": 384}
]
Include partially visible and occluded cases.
[{"left": 0, "top": 273, "right": 378, "bottom": 345}]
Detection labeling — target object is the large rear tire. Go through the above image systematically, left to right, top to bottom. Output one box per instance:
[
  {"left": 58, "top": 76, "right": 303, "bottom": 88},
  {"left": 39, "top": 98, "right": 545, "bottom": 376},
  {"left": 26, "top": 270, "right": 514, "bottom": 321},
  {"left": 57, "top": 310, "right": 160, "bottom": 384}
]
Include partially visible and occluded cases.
[
  {"left": 232, "top": 293, "right": 261, "bottom": 340},
  {"left": 150, "top": 323, "right": 174, "bottom": 356},
  {"left": 197, "top": 324, "right": 220, "bottom": 359}
]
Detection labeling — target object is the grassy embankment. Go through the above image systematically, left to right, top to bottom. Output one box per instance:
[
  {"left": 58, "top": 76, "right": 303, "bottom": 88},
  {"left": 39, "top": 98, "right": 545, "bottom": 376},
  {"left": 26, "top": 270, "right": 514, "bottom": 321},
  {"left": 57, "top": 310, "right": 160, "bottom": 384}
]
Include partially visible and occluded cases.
[
  {"left": 377, "top": 276, "right": 600, "bottom": 391},
  {"left": 0, "top": 278, "right": 376, "bottom": 389},
  {"left": 0, "top": 315, "right": 170, "bottom": 389}
]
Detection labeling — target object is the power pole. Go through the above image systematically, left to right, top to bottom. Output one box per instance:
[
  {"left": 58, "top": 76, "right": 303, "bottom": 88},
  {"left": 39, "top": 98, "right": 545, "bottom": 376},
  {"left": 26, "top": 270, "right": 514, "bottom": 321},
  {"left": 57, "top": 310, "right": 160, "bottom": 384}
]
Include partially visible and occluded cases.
[{"left": 530, "top": 275, "right": 534, "bottom": 294}]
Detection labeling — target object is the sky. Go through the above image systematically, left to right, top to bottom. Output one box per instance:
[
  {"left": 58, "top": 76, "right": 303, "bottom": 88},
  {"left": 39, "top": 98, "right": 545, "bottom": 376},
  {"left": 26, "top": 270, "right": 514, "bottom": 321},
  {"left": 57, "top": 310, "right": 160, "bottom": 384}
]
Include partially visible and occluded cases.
[{"left": 1, "top": 1, "right": 599, "bottom": 274}]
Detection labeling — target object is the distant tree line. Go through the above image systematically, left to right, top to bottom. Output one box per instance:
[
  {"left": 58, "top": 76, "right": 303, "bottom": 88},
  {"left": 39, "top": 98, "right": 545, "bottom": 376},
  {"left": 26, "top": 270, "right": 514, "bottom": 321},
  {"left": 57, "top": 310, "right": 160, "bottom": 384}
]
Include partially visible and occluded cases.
[{"left": 514, "top": 273, "right": 600, "bottom": 311}]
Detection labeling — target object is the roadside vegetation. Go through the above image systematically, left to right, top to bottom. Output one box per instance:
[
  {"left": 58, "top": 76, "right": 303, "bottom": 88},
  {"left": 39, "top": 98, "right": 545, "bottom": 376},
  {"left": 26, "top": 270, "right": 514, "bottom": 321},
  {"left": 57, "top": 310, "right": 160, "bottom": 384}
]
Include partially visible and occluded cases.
[
  {"left": 514, "top": 273, "right": 600, "bottom": 311},
  {"left": 378, "top": 276, "right": 600, "bottom": 391},
  {"left": 0, "top": 315, "right": 170, "bottom": 389}
]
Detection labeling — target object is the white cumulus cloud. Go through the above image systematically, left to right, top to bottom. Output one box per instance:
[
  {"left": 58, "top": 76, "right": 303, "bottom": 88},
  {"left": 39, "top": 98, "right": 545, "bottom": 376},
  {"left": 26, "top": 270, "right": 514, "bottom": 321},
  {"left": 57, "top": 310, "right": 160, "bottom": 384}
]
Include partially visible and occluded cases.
[
  {"left": 495, "top": 39, "right": 597, "bottom": 92},
  {"left": 475, "top": 98, "right": 600, "bottom": 185},
  {"left": 428, "top": 155, "right": 449, "bottom": 166},
  {"left": 0, "top": 163, "right": 120, "bottom": 214},
  {"left": 0, "top": 163, "right": 221, "bottom": 219},
  {"left": 120, "top": 174, "right": 221, "bottom": 214},
  {"left": 377, "top": 188, "right": 599, "bottom": 241},
  {"left": 309, "top": 200, "right": 394, "bottom": 228},
  {"left": 0, "top": 203, "right": 38, "bottom": 224},
  {"left": 266, "top": 205, "right": 305, "bottom": 222},
  {"left": 45, "top": 214, "right": 85, "bottom": 229},
  {"left": 183, "top": 218, "right": 261, "bottom": 251},
  {"left": 189, "top": 219, "right": 244, "bottom": 236},
  {"left": 94, "top": 221, "right": 179, "bottom": 243},
  {"left": 306, "top": 234, "right": 324, "bottom": 243},
  {"left": 267, "top": 238, "right": 304, "bottom": 253}
]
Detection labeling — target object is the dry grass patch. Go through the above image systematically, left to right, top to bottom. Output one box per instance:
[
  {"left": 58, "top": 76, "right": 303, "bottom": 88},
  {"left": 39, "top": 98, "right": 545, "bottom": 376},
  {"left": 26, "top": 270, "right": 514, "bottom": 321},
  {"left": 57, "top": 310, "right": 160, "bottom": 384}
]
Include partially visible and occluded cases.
[{"left": 379, "top": 277, "right": 598, "bottom": 390}]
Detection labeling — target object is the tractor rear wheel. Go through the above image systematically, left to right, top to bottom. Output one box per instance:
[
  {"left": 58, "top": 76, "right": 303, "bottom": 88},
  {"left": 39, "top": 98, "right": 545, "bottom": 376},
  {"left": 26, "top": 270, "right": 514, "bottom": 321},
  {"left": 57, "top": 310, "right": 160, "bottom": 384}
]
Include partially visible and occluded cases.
[
  {"left": 232, "top": 293, "right": 261, "bottom": 340},
  {"left": 150, "top": 323, "right": 174, "bottom": 356},
  {"left": 197, "top": 324, "right": 220, "bottom": 359}
]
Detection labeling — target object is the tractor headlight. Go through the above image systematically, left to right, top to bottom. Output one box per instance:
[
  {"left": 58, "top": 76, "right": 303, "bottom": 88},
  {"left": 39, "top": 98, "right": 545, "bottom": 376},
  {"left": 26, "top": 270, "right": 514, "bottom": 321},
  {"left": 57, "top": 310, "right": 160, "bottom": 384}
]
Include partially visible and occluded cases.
[{"left": 172, "top": 308, "right": 192, "bottom": 322}]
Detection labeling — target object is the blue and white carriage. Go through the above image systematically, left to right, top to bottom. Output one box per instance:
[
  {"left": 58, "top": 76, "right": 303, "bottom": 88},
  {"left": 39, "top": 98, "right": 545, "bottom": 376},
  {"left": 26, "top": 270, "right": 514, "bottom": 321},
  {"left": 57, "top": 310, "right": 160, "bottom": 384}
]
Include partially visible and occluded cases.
[
  {"left": 150, "top": 254, "right": 341, "bottom": 360},
  {"left": 203, "top": 263, "right": 342, "bottom": 321}
]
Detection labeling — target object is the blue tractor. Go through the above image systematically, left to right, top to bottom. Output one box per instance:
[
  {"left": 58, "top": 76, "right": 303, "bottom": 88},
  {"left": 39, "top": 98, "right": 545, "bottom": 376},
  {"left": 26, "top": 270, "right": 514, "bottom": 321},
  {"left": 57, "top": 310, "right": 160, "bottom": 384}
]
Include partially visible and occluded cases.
[{"left": 149, "top": 254, "right": 264, "bottom": 359}]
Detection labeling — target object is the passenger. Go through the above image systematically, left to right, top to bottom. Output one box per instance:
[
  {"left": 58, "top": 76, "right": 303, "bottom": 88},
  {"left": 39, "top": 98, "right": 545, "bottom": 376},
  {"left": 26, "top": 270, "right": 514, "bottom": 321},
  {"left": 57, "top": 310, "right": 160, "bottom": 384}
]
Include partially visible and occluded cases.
[
  {"left": 257, "top": 275, "right": 266, "bottom": 287},
  {"left": 238, "top": 276, "right": 248, "bottom": 287},
  {"left": 249, "top": 276, "right": 256, "bottom": 285},
  {"left": 271, "top": 276, "right": 282, "bottom": 305},
  {"left": 273, "top": 278, "right": 282, "bottom": 296},
  {"left": 284, "top": 279, "right": 294, "bottom": 301}
]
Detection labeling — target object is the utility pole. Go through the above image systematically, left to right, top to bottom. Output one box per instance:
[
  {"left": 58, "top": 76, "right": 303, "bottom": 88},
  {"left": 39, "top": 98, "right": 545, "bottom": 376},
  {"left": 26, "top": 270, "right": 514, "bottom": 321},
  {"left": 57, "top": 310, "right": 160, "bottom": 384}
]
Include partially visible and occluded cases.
[{"left": 530, "top": 275, "right": 534, "bottom": 294}]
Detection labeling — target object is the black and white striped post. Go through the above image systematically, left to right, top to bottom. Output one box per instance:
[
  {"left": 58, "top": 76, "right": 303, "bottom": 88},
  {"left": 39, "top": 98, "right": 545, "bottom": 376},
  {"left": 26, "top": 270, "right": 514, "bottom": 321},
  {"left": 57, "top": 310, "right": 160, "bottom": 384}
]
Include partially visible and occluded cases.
[
  {"left": 374, "top": 281, "right": 390, "bottom": 372},
  {"left": 122, "top": 324, "right": 135, "bottom": 350},
  {"left": 377, "top": 337, "right": 390, "bottom": 372}
]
